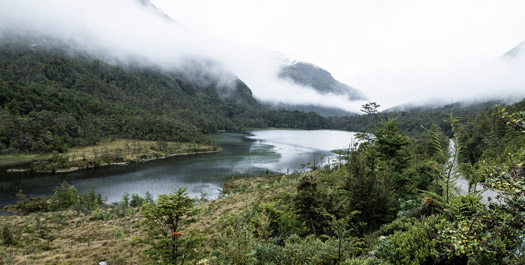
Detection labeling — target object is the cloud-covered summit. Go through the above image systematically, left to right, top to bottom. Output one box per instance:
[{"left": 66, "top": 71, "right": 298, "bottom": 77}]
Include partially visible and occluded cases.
[
  {"left": 0, "top": 0, "right": 367, "bottom": 113},
  {"left": 503, "top": 41, "right": 525, "bottom": 59}
]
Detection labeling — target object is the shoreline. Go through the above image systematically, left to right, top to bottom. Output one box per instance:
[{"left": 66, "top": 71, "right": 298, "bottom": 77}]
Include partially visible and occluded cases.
[
  {"left": 2, "top": 140, "right": 222, "bottom": 175},
  {"left": 5, "top": 149, "right": 221, "bottom": 174}
]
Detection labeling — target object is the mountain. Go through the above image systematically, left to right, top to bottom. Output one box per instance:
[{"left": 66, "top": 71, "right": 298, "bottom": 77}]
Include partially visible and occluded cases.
[
  {"left": 135, "top": 0, "right": 174, "bottom": 22},
  {"left": 0, "top": 36, "right": 329, "bottom": 153},
  {"left": 503, "top": 41, "right": 525, "bottom": 59},
  {"left": 274, "top": 61, "right": 366, "bottom": 116},
  {"left": 279, "top": 62, "right": 367, "bottom": 101},
  {"left": 384, "top": 96, "right": 524, "bottom": 113},
  {"left": 331, "top": 99, "right": 518, "bottom": 136},
  {"left": 269, "top": 103, "right": 356, "bottom": 117}
]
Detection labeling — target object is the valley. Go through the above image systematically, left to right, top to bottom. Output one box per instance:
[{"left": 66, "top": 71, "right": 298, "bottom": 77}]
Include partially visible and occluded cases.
[{"left": 1, "top": 0, "right": 524, "bottom": 264}]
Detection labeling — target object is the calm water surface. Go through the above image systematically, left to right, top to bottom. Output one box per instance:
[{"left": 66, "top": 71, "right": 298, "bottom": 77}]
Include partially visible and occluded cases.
[{"left": 0, "top": 130, "right": 356, "bottom": 209}]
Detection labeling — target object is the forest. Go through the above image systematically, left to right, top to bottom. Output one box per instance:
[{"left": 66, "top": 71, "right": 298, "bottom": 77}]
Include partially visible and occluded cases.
[
  {"left": 1, "top": 34, "right": 524, "bottom": 264},
  {"left": 0, "top": 36, "right": 505, "bottom": 157},
  {"left": 0, "top": 38, "right": 329, "bottom": 154},
  {"left": 1, "top": 99, "right": 523, "bottom": 264}
]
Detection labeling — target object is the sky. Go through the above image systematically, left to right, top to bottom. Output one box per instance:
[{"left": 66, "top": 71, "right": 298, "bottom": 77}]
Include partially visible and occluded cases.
[
  {"left": 1, "top": 0, "right": 524, "bottom": 111},
  {"left": 152, "top": 0, "right": 525, "bottom": 108}
]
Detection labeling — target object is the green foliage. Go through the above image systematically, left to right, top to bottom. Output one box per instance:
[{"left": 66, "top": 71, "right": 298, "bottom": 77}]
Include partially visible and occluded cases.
[
  {"left": 0, "top": 39, "right": 330, "bottom": 154},
  {"left": 331, "top": 100, "right": 503, "bottom": 137},
  {"left": 221, "top": 102, "right": 524, "bottom": 265},
  {"left": 344, "top": 147, "right": 396, "bottom": 233},
  {"left": 294, "top": 173, "right": 333, "bottom": 235},
  {"left": 48, "top": 181, "right": 79, "bottom": 211},
  {"left": 76, "top": 186, "right": 104, "bottom": 213},
  {"left": 140, "top": 187, "right": 203, "bottom": 264},
  {"left": 15, "top": 188, "right": 26, "bottom": 203},
  {"left": 144, "top": 191, "right": 154, "bottom": 204},
  {"left": 120, "top": 192, "right": 130, "bottom": 209},
  {"left": 130, "top": 193, "right": 145, "bottom": 210},
  {"left": 10, "top": 197, "right": 48, "bottom": 214},
  {"left": 90, "top": 209, "right": 108, "bottom": 220},
  {"left": 211, "top": 213, "right": 256, "bottom": 265},
  {"left": 376, "top": 216, "right": 438, "bottom": 265},
  {"left": 377, "top": 217, "right": 417, "bottom": 237},
  {"left": 1, "top": 222, "right": 15, "bottom": 245},
  {"left": 114, "top": 229, "right": 124, "bottom": 240}
]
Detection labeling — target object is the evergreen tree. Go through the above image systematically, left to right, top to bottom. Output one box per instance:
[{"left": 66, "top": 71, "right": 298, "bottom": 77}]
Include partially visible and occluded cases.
[{"left": 140, "top": 187, "right": 203, "bottom": 264}]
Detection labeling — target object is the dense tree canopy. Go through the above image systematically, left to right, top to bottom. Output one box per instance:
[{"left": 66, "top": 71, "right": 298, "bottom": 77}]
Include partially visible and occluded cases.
[{"left": 0, "top": 39, "right": 329, "bottom": 153}]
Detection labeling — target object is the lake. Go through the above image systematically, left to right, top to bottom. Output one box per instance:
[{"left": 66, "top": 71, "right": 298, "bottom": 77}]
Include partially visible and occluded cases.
[{"left": 0, "top": 130, "right": 356, "bottom": 209}]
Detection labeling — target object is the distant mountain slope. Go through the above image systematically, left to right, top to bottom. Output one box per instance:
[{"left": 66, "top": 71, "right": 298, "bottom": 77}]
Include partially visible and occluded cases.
[
  {"left": 136, "top": 0, "right": 174, "bottom": 21},
  {"left": 0, "top": 37, "right": 329, "bottom": 153},
  {"left": 503, "top": 41, "right": 525, "bottom": 58},
  {"left": 279, "top": 62, "right": 367, "bottom": 101},
  {"left": 330, "top": 100, "right": 519, "bottom": 136},
  {"left": 269, "top": 103, "right": 356, "bottom": 117}
]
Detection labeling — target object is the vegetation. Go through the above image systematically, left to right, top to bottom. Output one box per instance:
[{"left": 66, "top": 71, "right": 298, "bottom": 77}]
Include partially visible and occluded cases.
[
  {"left": 1, "top": 34, "right": 524, "bottom": 264},
  {"left": 0, "top": 36, "right": 329, "bottom": 155},
  {"left": 2, "top": 99, "right": 522, "bottom": 264},
  {"left": 330, "top": 100, "right": 506, "bottom": 137},
  {"left": 1, "top": 139, "right": 218, "bottom": 173},
  {"left": 139, "top": 187, "right": 203, "bottom": 264}
]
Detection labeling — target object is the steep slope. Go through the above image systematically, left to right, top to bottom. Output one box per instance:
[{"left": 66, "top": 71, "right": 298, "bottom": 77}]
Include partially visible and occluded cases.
[
  {"left": 135, "top": 0, "right": 176, "bottom": 22},
  {"left": 0, "top": 37, "right": 330, "bottom": 153},
  {"left": 503, "top": 41, "right": 525, "bottom": 59},
  {"left": 274, "top": 61, "right": 366, "bottom": 116},
  {"left": 279, "top": 62, "right": 367, "bottom": 101},
  {"left": 330, "top": 100, "right": 516, "bottom": 136},
  {"left": 269, "top": 102, "right": 357, "bottom": 117}
]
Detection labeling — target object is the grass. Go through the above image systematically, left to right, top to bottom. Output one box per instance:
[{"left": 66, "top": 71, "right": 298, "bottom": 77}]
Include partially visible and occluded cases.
[
  {"left": 2, "top": 139, "right": 219, "bottom": 173},
  {"left": 65, "top": 139, "right": 217, "bottom": 163},
  {"left": 0, "top": 154, "right": 43, "bottom": 168},
  {"left": 0, "top": 172, "right": 301, "bottom": 264}
]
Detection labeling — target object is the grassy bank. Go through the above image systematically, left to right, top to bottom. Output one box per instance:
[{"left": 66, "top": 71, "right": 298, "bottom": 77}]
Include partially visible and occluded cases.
[
  {"left": 1, "top": 139, "right": 220, "bottom": 173},
  {"left": 0, "top": 155, "right": 43, "bottom": 168},
  {"left": 0, "top": 173, "right": 292, "bottom": 264}
]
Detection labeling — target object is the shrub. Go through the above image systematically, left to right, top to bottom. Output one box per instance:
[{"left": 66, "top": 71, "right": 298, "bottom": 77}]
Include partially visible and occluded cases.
[
  {"left": 48, "top": 182, "right": 79, "bottom": 211},
  {"left": 140, "top": 187, "right": 203, "bottom": 264},
  {"left": 91, "top": 209, "right": 108, "bottom": 220},
  {"left": 376, "top": 216, "right": 438, "bottom": 265},
  {"left": 1, "top": 223, "right": 15, "bottom": 245}
]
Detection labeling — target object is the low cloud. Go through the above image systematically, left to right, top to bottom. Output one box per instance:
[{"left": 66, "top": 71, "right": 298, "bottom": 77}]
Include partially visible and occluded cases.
[
  {"left": 0, "top": 0, "right": 365, "bottom": 112},
  {"left": 2, "top": 0, "right": 523, "bottom": 112},
  {"left": 356, "top": 55, "right": 525, "bottom": 109}
]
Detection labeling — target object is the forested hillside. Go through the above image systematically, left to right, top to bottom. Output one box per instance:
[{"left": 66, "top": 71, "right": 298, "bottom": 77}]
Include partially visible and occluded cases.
[
  {"left": 0, "top": 37, "right": 328, "bottom": 154},
  {"left": 2, "top": 99, "right": 523, "bottom": 264},
  {"left": 331, "top": 101, "right": 509, "bottom": 137}
]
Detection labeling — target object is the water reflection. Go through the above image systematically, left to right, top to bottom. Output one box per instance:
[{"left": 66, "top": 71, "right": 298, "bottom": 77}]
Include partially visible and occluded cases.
[{"left": 0, "top": 130, "right": 356, "bottom": 208}]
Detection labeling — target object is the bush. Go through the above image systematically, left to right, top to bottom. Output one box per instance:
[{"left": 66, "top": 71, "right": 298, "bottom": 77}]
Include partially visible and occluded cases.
[
  {"left": 48, "top": 182, "right": 79, "bottom": 211},
  {"left": 140, "top": 187, "right": 203, "bottom": 264},
  {"left": 13, "top": 197, "right": 49, "bottom": 214},
  {"left": 91, "top": 209, "right": 108, "bottom": 220},
  {"left": 376, "top": 216, "right": 438, "bottom": 265},
  {"left": 377, "top": 217, "right": 417, "bottom": 237},
  {"left": 1, "top": 223, "right": 15, "bottom": 245},
  {"left": 343, "top": 257, "right": 389, "bottom": 265}
]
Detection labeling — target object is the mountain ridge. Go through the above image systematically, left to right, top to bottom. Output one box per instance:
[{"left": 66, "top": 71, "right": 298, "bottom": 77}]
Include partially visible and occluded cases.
[
  {"left": 0, "top": 36, "right": 330, "bottom": 153},
  {"left": 503, "top": 41, "right": 525, "bottom": 58},
  {"left": 279, "top": 62, "right": 367, "bottom": 101}
]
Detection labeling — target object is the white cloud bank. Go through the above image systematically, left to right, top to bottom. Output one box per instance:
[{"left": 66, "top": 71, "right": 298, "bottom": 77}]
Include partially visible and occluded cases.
[
  {"left": 0, "top": 0, "right": 524, "bottom": 112},
  {"left": 0, "top": 0, "right": 368, "bottom": 112},
  {"left": 154, "top": 0, "right": 525, "bottom": 109}
]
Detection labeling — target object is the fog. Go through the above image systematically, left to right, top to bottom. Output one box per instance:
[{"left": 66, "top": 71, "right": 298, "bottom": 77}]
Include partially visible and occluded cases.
[
  {"left": 1, "top": 0, "right": 524, "bottom": 111},
  {"left": 154, "top": 0, "right": 525, "bottom": 109}
]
